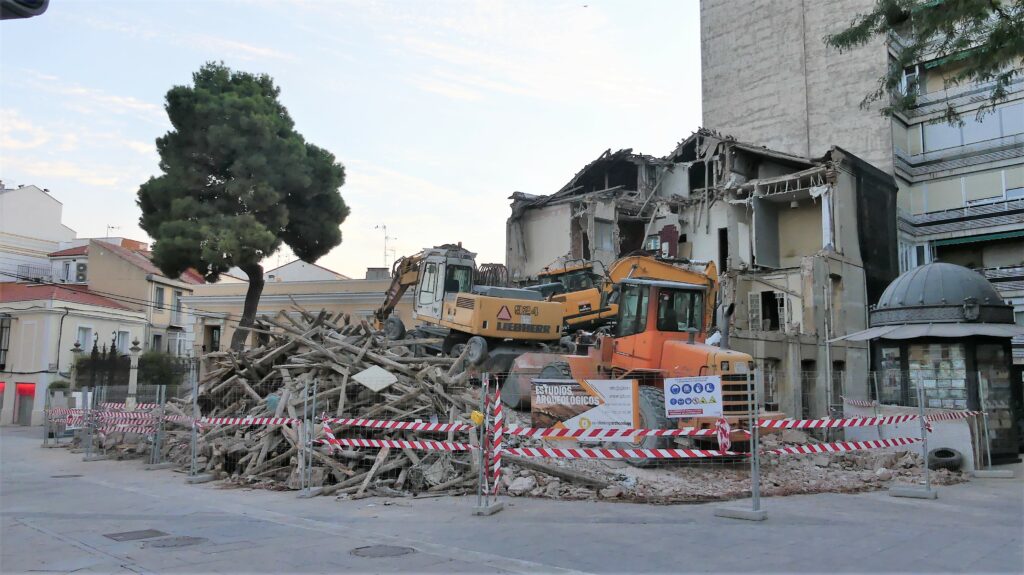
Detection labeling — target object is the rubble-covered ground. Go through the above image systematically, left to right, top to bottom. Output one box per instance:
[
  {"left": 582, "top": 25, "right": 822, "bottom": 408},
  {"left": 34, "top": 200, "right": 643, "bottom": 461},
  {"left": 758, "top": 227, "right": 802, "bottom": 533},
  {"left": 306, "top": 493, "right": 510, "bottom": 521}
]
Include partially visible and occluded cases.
[{"left": 499, "top": 410, "right": 967, "bottom": 503}]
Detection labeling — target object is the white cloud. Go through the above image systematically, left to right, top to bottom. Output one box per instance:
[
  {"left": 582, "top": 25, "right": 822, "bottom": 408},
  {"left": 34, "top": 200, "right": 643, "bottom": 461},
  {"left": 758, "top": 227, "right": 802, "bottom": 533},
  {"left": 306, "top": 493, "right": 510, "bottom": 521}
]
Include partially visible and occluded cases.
[
  {"left": 22, "top": 71, "right": 167, "bottom": 126},
  {"left": 0, "top": 109, "right": 50, "bottom": 150},
  {"left": 15, "top": 159, "right": 123, "bottom": 187}
]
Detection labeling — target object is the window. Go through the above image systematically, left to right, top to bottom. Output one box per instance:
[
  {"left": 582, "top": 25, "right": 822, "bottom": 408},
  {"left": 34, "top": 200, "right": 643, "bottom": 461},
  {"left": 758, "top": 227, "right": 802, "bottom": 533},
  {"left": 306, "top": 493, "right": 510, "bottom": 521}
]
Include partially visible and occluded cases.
[
  {"left": 1001, "top": 102, "right": 1024, "bottom": 137},
  {"left": 923, "top": 121, "right": 961, "bottom": 151},
  {"left": 594, "top": 219, "right": 615, "bottom": 253},
  {"left": 718, "top": 228, "right": 729, "bottom": 272},
  {"left": 645, "top": 234, "right": 661, "bottom": 251},
  {"left": 915, "top": 245, "right": 927, "bottom": 266},
  {"left": 62, "top": 261, "right": 71, "bottom": 282},
  {"left": 418, "top": 262, "right": 438, "bottom": 304},
  {"left": 444, "top": 265, "right": 472, "bottom": 295},
  {"left": 615, "top": 283, "right": 649, "bottom": 337},
  {"left": 155, "top": 286, "right": 165, "bottom": 309},
  {"left": 656, "top": 289, "right": 703, "bottom": 332},
  {"left": 748, "top": 291, "right": 787, "bottom": 331},
  {"left": 1015, "top": 310, "right": 1024, "bottom": 327},
  {"left": 0, "top": 316, "right": 10, "bottom": 370},
  {"left": 76, "top": 326, "right": 93, "bottom": 351},
  {"left": 210, "top": 327, "right": 221, "bottom": 352},
  {"left": 116, "top": 330, "right": 130, "bottom": 354},
  {"left": 152, "top": 334, "right": 163, "bottom": 352}
]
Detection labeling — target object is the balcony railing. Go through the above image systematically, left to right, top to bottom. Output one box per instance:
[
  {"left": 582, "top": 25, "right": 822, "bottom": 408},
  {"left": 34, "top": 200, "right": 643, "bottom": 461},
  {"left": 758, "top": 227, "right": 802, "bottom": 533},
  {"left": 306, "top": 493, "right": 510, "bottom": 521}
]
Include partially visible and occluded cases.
[{"left": 895, "top": 133, "right": 1024, "bottom": 178}]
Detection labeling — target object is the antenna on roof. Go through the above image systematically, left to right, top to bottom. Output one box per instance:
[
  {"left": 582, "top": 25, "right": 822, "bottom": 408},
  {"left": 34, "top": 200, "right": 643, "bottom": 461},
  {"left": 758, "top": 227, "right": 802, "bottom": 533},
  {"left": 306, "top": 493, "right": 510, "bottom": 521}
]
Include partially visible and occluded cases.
[
  {"left": 105, "top": 224, "right": 120, "bottom": 238},
  {"left": 374, "top": 224, "right": 397, "bottom": 268}
]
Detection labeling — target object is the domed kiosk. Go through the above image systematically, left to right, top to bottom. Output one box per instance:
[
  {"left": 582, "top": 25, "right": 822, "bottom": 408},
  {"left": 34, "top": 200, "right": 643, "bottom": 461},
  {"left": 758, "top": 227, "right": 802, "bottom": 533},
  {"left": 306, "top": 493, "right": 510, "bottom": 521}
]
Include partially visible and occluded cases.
[{"left": 839, "top": 262, "right": 1023, "bottom": 461}]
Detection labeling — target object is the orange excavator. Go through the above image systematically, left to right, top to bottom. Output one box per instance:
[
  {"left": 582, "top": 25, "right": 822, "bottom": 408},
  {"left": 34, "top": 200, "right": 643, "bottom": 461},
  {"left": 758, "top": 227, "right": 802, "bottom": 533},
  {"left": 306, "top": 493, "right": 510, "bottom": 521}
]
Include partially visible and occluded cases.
[{"left": 505, "top": 254, "right": 781, "bottom": 454}]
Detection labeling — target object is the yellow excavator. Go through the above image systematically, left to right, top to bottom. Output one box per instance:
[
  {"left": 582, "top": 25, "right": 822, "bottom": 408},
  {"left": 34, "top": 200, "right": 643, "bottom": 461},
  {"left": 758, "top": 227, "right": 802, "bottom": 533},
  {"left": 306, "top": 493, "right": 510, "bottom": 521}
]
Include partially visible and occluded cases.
[
  {"left": 373, "top": 244, "right": 567, "bottom": 372},
  {"left": 526, "top": 255, "right": 719, "bottom": 332}
]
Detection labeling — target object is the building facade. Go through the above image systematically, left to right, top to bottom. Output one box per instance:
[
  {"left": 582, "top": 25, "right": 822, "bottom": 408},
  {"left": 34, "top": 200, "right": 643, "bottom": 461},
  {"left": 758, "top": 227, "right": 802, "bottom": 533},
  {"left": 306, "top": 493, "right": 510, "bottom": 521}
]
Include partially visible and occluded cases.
[
  {"left": 700, "top": 0, "right": 1024, "bottom": 366},
  {"left": 507, "top": 130, "right": 899, "bottom": 419},
  {"left": 0, "top": 183, "right": 77, "bottom": 282},
  {"left": 182, "top": 270, "right": 413, "bottom": 367},
  {"left": 0, "top": 283, "right": 146, "bottom": 425}
]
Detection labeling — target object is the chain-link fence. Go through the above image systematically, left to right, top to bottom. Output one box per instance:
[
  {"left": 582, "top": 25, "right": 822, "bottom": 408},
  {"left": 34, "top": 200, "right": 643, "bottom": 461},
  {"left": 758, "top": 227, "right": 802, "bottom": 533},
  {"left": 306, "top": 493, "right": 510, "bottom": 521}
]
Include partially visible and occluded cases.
[{"left": 55, "top": 384, "right": 170, "bottom": 464}]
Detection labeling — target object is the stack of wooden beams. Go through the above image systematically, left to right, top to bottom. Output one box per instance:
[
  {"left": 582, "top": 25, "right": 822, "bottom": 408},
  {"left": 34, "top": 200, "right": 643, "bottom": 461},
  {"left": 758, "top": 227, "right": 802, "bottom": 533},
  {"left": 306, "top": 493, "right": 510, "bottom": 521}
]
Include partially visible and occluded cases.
[{"left": 161, "top": 306, "right": 482, "bottom": 497}]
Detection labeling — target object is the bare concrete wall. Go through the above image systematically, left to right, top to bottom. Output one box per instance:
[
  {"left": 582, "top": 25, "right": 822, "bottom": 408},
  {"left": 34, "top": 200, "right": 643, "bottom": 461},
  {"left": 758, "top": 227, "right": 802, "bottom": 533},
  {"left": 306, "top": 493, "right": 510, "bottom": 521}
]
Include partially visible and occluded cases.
[{"left": 701, "top": 0, "right": 893, "bottom": 173}]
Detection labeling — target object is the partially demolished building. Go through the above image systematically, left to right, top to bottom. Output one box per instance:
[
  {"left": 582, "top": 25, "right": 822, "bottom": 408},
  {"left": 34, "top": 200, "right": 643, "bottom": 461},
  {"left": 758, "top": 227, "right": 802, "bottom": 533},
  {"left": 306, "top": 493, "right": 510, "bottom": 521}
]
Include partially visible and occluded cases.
[{"left": 507, "top": 129, "right": 900, "bottom": 419}]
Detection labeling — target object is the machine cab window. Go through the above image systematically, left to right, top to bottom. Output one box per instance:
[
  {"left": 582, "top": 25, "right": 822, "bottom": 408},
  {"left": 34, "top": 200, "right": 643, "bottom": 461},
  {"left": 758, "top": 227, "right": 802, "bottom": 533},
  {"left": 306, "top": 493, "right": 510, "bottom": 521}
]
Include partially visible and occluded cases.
[
  {"left": 444, "top": 265, "right": 473, "bottom": 296},
  {"left": 615, "top": 283, "right": 650, "bottom": 338},
  {"left": 656, "top": 288, "right": 703, "bottom": 332}
]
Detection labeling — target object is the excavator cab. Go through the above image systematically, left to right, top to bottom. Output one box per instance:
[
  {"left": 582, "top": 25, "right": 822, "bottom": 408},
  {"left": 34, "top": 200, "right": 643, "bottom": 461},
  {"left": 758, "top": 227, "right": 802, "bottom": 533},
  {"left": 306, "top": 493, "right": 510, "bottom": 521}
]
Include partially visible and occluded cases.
[{"left": 411, "top": 247, "right": 475, "bottom": 323}]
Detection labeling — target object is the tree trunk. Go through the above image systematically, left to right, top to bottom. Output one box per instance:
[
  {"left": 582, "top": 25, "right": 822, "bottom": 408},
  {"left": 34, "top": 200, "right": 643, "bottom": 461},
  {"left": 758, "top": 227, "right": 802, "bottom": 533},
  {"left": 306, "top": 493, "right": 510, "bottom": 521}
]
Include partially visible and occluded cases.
[{"left": 229, "top": 264, "right": 265, "bottom": 351}]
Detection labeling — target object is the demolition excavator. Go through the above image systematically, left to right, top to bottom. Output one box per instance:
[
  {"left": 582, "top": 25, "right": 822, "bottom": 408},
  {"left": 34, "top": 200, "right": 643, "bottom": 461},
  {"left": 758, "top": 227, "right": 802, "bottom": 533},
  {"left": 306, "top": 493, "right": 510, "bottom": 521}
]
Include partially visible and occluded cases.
[
  {"left": 372, "top": 244, "right": 568, "bottom": 373},
  {"left": 504, "top": 254, "right": 782, "bottom": 454}
]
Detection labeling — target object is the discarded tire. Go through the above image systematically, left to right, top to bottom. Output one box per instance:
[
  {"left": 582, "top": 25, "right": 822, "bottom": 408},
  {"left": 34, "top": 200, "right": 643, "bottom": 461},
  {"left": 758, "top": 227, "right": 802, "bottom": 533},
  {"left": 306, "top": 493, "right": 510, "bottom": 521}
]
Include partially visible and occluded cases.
[{"left": 927, "top": 447, "right": 963, "bottom": 471}]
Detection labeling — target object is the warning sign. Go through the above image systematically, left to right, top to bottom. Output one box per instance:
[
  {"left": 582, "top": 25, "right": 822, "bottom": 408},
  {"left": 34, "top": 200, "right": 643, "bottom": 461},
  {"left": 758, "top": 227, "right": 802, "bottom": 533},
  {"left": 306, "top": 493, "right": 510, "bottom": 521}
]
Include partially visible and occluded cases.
[
  {"left": 497, "top": 305, "right": 512, "bottom": 320},
  {"left": 664, "top": 376, "right": 723, "bottom": 418},
  {"left": 531, "top": 378, "right": 638, "bottom": 433}
]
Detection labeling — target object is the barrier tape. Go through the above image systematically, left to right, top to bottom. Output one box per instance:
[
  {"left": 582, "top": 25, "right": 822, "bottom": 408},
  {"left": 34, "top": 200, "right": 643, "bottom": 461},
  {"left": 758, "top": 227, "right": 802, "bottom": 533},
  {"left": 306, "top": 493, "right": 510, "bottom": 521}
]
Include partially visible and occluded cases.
[
  {"left": 490, "top": 380, "right": 503, "bottom": 497},
  {"left": 841, "top": 396, "right": 877, "bottom": 408},
  {"left": 99, "top": 402, "right": 159, "bottom": 410},
  {"left": 46, "top": 408, "right": 85, "bottom": 416},
  {"left": 926, "top": 410, "right": 982, "bottom": 422},
  {"left": 97, "top": 413, "right": 160, "bottom": 422},
  {"left": 758, "top": 415, "right": 919, "bottom": 429},
  {"left": 200, "top": 417, "right": 299, "bottom": 426},
  {"left": 319, "top": 417, "right": 473, "bottom": 433},
  {"left": 322, "top": 423, "right": 339, "bottom": 454},
  {"left": 98, "top": 424, "right": 158, "bottom": 434},
  {"left": 503, "top": 426, "right": 727, "bottom": 439},
  {"left": 763, "top": 436, "right": 922, "bottom": 456},
  {"left": 321, "top": 437, "right": 475, "bottom": 452},
  {"left": 503, "top": 446, "right": 743, "bottom": 459}
]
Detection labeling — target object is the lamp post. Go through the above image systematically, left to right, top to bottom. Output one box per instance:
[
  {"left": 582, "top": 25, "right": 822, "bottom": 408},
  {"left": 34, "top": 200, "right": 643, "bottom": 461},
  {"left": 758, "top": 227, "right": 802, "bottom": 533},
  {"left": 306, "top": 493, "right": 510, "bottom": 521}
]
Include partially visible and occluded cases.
[{"left": 126, "top": 339, "right": 142, "bottom": 411}]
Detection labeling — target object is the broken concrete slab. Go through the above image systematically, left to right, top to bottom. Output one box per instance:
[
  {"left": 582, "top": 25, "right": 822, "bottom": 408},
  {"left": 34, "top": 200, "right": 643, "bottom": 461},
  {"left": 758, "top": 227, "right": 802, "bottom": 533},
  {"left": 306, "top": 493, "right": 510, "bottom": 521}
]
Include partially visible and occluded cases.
[{"left": 351, "top": 365, "right": 398, "bottom": 393}]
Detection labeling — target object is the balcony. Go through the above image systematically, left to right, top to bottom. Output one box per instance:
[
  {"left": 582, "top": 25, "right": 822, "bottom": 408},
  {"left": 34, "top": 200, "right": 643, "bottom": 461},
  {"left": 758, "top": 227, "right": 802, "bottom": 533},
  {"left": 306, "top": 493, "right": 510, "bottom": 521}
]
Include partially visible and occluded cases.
[
  {"left": 904, "top": 78, "right": 1024, "bottom": 120},
  {"left": 895, "top": 133, "right": 1024, "bottom": 179},
  {"left": 902, "top": 198, "right": 1024, "bottom": 237},
  {"left": 978, "top": 265, "right": 1024, "bottom": 296}
]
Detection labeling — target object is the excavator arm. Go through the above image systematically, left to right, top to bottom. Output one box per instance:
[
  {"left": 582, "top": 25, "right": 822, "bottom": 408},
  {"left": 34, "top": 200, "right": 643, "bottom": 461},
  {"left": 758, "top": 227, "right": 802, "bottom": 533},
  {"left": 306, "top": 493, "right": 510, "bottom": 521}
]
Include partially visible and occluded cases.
[{"left": 373, "top": 252, "right": 425, "bottom": 326}]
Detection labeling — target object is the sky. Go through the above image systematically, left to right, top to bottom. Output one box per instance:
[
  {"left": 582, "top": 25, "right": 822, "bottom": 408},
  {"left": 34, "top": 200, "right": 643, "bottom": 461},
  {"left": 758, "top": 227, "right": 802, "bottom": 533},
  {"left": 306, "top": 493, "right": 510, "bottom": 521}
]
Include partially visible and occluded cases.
[{"left": 0, "top": 0, "right": 702, "bottom": 279}]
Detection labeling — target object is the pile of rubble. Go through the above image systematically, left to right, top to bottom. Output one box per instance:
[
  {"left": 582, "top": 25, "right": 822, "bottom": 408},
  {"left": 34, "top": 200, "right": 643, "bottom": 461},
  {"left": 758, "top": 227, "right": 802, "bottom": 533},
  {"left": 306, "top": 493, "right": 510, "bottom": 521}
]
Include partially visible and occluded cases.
[
  {"left": 155, "top": 308, "right": 482, "bottom": 497},
  {"left": 498, "top": 419, "right": 966, "bottom": 503}
]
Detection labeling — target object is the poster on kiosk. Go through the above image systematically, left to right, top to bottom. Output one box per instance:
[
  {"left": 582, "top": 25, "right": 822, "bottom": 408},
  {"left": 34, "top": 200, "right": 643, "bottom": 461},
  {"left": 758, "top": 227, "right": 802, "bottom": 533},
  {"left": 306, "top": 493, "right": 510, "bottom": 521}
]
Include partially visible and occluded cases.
[{"left": 664, "top": 375, "right": 723, "bottom": 418}]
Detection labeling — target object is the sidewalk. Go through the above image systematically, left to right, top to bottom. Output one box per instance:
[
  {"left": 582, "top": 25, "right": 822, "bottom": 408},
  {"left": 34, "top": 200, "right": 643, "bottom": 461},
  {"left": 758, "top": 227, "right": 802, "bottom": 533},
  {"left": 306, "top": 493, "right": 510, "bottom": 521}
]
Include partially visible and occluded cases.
[{"left": 2, "top": 425, "right": 1022, "bottom": 573}]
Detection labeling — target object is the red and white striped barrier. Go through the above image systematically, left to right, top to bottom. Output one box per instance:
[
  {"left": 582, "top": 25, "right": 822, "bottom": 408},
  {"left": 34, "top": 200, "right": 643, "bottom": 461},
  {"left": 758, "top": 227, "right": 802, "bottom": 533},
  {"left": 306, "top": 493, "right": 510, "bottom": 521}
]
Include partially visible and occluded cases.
[
  {"left": 490, "top": 378, "right": 503, "bottom": 497},
  {"left": 841, "top": 396, "right": 877, "bottom": 408},
  {"left": 99, "top": 402, "right": 159, "bottom": 410},
  {"left": 47, "top": 408, "right": 85, "bottom": 416},
  {"left": 926, "top": 410, "right": 982, "bottom": 423},
  {"left": 97, "top": 413, "right": 160, "bottom": 422},
  {"left": 758, "top": 415, "right": 919, "bottom": 429},
  {"left": 200, "top": 416, "right": 299, "bottom": 426},
  {"left": 319, "top": 417, "right": 473, "bottom": 434},
  {"left": 98, "top": 424, "right": 158, "bottom": 435},
  {"left": 503, "top": 425, "right": 728, "bottom": 439},
  {"left": 763, "top": 436, "right": 922, "bottom": 456},
  {"left": 321, "top": 437, "right": 475, "bottom": 452},
  {"left": 503, "top": 446, "right": 743, "bottom": 459}
]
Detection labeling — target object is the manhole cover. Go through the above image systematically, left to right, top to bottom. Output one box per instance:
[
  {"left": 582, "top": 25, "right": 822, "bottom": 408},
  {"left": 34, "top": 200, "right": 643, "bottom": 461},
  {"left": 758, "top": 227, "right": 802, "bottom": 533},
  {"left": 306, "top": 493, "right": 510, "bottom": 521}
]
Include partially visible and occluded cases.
[
  {"left": 50, "top": 474, "right": 82, "bottom": 478},
  {"left": 104, "top": 529, "right": 168, "bottom": 542},
  {"left": 144, "top": 536, "right": 207, "bottom": 548},
  {"left": 350, "top": 545, "right": 416, "bottom": 558}
]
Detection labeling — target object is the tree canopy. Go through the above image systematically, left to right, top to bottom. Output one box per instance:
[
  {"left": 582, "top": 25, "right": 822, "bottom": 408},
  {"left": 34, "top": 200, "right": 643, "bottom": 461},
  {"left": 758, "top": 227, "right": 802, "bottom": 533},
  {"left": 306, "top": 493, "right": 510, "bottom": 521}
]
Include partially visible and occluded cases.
[
  {"left": 825, "top": 0, "right": 1024, "bottom": 124},
  {"left": 138, "top": 62, "right": 349, "bottom": 349}
]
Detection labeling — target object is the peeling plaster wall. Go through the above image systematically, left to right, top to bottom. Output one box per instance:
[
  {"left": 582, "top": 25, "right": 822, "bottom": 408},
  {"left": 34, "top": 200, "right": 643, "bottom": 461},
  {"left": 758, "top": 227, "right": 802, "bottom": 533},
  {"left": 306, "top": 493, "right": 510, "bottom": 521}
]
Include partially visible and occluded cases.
[{"left": 507, "top": 203, "right": 572, "bottom": 280}]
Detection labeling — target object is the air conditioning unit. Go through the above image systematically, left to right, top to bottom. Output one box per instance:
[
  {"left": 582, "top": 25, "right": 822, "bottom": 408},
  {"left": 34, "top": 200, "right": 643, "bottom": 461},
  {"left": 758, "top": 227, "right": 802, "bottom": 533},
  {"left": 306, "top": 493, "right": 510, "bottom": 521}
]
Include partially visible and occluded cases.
[{"left": 75, "top": 263, "right": 88, "bottom": 283}]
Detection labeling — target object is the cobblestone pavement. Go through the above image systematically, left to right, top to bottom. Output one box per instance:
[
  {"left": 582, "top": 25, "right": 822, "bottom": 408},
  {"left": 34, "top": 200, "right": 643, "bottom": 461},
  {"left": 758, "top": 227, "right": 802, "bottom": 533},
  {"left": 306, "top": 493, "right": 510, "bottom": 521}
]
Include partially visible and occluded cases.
[{"left": 2, "top": 425, "right": 1021, "bottom": 573}]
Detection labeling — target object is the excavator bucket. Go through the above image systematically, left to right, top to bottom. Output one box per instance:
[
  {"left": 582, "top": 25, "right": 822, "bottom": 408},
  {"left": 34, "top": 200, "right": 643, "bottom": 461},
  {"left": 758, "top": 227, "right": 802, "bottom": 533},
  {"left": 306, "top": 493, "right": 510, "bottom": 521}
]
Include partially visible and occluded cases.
[{"left": 499, "top": 351, "right": 566, "bottom": 409}]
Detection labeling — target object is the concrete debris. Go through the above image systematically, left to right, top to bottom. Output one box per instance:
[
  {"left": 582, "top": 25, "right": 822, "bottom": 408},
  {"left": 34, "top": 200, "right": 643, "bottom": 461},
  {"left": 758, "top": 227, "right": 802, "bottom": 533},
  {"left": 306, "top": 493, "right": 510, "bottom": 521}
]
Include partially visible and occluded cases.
[
  {"left": 498, "top": 433, "right": 967, "bottom": 504},
  {"left": 507, "top": 476, "right": 537, "bottom": 496}
]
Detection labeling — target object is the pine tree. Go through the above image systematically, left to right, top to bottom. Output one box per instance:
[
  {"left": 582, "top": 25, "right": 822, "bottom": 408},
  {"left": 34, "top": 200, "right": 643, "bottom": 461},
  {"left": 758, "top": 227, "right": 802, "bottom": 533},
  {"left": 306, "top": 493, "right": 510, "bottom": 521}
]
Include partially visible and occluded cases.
[{"left": 138, "top": 62, "right": 349, "bottom": 350}]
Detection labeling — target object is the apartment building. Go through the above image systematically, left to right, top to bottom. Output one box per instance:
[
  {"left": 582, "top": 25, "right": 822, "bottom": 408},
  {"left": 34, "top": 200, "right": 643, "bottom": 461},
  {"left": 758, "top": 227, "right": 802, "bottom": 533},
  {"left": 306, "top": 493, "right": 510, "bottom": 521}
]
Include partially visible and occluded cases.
[
  {"left": 700, "top": 0, "right": 1024, "bottom": 366},
  {"left": 0, "top": 183, "right": 77, "bottom": 282}
]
